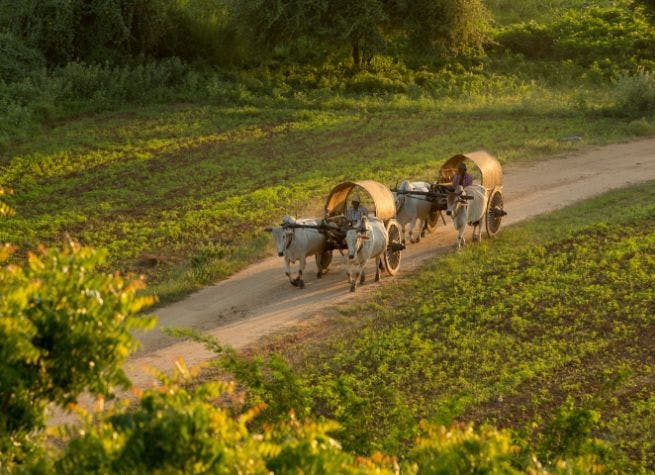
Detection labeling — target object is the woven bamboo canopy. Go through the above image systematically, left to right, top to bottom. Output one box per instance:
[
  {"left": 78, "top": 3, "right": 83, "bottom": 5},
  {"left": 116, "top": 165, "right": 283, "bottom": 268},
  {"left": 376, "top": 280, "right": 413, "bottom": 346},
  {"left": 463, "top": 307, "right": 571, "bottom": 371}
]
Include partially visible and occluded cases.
[
  {"left": 439, "top": 151, "right": 503, "bottom": 189},
  {"left": 324, "top": 180, "right": 396, "bottom": 221}
]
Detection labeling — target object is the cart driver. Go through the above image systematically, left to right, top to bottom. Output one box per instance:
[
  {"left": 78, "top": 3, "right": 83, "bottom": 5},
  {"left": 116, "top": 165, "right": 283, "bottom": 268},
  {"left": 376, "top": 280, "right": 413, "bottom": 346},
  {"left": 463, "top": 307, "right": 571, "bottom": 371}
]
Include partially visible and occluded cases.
[
  {"left": 449, "top": 162, "right": 473, "bottom": 194},
  {"left": 346, "top": 194, "right": 368, "bottom": 227}
]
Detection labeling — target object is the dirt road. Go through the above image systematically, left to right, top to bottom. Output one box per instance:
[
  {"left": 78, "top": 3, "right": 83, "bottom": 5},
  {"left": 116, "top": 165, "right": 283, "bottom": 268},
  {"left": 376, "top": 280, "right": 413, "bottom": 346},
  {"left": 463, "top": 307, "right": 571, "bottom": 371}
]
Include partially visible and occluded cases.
[{"left": 119, "top": 138, "right": 655, "bottom": 390}]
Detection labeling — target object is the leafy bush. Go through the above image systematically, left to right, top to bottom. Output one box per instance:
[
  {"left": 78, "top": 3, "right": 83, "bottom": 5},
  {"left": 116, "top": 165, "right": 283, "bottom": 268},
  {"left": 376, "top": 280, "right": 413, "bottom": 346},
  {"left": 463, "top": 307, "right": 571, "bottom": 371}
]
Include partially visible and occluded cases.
[
  {"left": 495, "top": 3, "right": 655, "bottom": 74},
  {"left": 494, "top": 21, "right": 555, "bottom": 59},
  {"left": 0, "top": 33, "right": 46, "bottom": 82},
  {"left": 56, "top": 58, "right": 191, "bottom": 102},
  {"left": 614, "top": 69, "right": 655, "bottom": 116},
  {"left": 346, "top": 71, "right": 410, "bottom": 94},
  {"left": 0, "top": 240, "right": 155, "bottom": 468},
  {"left": 40, "top": 368, "right": 604, "bottom": 474},
  {"left": 46, "top": 374, "right": 395, "bottom": 475},
  {"left": 538, "top": 397, "right": 606, "bottom": 464},
  {"left": 404, "top": 423, "right": 523, "bottom": 474}
]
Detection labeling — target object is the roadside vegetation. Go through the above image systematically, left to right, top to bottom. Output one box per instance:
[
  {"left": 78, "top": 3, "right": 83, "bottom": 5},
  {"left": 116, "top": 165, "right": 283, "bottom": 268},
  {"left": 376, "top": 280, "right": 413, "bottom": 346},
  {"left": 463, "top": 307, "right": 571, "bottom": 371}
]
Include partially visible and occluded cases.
[{"left": 1, "top": 0, "right": 655, "bottom": 302}]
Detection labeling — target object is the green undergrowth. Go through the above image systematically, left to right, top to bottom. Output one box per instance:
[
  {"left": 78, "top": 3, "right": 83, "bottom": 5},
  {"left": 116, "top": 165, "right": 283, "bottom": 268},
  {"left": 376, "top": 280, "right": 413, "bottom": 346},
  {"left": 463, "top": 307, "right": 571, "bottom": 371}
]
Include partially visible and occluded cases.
[
  {"left": 486, "top": 0, "right": 616, "bottom": 25},
  {"left": 1, "top": 91, "right": 654, "bottom": 304},
  {"left": 204, "top": 182, "right": 655, "bottom": 472}
]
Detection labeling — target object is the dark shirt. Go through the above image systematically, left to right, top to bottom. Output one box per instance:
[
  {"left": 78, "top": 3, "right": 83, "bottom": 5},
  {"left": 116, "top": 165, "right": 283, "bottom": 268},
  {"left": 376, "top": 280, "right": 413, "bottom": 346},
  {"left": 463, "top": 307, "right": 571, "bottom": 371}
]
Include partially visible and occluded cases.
[{"left": 452, "top": 173, "right": 473, "bottom": 189}]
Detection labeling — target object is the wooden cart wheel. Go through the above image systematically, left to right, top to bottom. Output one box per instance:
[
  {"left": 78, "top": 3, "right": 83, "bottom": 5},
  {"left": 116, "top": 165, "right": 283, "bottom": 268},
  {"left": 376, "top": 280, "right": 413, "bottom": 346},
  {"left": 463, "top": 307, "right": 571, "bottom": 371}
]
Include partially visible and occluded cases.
[
  {"left": 485, "top": 190, "right": 504, "bottom": 237},
  {"left": 384, "top": 219, "right": 403, "bottom": 276},
  {"left": 316, "top": 250, "right": 333, "bottom": 272}
]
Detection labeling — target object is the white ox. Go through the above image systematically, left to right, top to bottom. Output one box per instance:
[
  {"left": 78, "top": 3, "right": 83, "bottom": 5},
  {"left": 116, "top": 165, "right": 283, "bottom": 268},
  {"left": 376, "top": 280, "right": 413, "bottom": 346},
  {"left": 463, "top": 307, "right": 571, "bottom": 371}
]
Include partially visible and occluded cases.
[
  {"left": 394, "top": 180, "right": 433, "bottom": 244},
  {"left": 445, "top": 184, "right": 487, "bottom": 249},
  {"left": 268, "top": 216, "right": 327, "bottom": 288},
  {"left": 345, "top": 216, "right": 388, "bottom": 292}
]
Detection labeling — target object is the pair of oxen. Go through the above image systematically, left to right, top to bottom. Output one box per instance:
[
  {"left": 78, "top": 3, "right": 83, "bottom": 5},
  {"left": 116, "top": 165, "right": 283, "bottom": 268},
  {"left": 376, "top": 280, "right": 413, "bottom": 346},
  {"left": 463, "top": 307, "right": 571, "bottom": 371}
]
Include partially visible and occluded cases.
[{"left": 267, "top": 181, "right": 487, "bottom": 292}]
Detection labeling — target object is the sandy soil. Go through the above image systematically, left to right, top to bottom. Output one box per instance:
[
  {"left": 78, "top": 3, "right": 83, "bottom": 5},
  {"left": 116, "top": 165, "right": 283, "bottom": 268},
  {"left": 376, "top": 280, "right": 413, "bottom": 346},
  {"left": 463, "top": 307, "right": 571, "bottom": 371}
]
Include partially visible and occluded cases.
[{"left": 48, "top": 138, "right": 655, "bottom": 424}]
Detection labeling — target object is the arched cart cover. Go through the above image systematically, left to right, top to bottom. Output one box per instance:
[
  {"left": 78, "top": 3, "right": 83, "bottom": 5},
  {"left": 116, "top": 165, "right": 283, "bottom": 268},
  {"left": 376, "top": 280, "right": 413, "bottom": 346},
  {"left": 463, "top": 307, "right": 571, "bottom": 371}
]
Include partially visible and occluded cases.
[
  {"left": 438, "top": 150, "right": 503, "bottom": 190},
  {"left": 325, "top": 180, "right": 396, "bottom": 220}
]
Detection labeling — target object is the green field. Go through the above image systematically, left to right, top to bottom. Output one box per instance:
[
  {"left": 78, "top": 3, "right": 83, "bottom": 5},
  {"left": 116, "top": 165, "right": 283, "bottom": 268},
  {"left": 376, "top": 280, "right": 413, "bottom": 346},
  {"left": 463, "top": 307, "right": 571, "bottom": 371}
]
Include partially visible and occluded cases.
[
  {"left": 1, "top": 0, "right": 654, "bottom": 304},
  {"left": 1, "top": 91, "right": 652, "bottom": 303},
  {"left": 215, "top": 182, "right": 655, "bottom": 472}
]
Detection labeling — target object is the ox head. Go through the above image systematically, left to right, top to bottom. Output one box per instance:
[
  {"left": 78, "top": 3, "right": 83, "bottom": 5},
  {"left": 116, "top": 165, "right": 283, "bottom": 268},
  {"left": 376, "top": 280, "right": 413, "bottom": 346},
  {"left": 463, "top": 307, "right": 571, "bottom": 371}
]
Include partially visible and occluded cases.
[
  {"left": 446, "top": 187, "right": 467, "bottom": 217},
  {"left": 267, "top": 215, "right": 296, "bottom": 257},
  {"left": 345, "top": 216, "right": 370, "bottom": 259}
]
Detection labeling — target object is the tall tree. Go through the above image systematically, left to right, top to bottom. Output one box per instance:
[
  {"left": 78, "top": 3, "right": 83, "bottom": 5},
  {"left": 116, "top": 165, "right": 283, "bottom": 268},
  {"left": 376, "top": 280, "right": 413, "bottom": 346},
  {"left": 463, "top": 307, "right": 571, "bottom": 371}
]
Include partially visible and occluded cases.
[{"left": 233, "top": 0, "right": 489, "bottom": 66}]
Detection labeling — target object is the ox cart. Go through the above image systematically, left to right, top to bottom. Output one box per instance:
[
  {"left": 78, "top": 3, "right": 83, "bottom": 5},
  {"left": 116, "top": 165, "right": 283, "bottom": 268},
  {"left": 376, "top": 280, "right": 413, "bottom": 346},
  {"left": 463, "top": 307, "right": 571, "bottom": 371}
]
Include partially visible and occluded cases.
[
  {"left": 393, "top": 151, "right": 506, "bottom": 238},
  {"left": 274, "top": 180, "right": 405, "bottom": 283},
  {"left": 320, "top": 180, "right": 405, "bottom": 276}
]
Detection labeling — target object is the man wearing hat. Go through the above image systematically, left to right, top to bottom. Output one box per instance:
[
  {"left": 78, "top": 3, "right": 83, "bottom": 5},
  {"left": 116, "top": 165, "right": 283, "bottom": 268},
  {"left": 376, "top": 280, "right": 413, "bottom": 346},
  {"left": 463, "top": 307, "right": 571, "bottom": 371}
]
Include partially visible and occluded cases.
[
  {"left": 450, "top": 162, "right": 473, "bottom": 193},
  {"left": 346, "top": 193, "right": 368, "bottom": 226}
]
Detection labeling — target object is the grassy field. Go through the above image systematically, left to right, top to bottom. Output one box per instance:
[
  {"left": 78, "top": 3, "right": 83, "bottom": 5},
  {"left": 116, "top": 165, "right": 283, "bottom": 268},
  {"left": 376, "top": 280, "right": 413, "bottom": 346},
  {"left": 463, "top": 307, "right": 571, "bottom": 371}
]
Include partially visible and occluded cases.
[
  {"left": 0, "top": 0, "right": 653, "bottom": 303},
  {"left": 1, "top": 88, "right": 653, "bottom": 303},
  {"left": 221, "top": 182, "right": 655, "bottom": 471}
]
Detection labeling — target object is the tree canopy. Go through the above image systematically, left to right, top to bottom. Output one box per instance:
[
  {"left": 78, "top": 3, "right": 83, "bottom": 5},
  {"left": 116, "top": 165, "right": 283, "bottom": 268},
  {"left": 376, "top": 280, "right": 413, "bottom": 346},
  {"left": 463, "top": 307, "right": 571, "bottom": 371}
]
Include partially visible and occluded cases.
[
  {"left": 0, "top": 0, "right": 489, "bottom": 68},
  {"left": 234, "top": 0, "right": 489, "bottom": 66}
]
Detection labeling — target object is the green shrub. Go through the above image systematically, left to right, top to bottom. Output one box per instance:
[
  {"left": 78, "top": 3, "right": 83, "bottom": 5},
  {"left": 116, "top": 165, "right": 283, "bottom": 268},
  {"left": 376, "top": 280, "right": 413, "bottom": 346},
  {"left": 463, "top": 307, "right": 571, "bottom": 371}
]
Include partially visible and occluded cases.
[
  {"left": 495, "top": 3, "right": 655, "bottom": 74},
  {"left": 494, "top": 21, "right": 555, "bottom": 59},
  {"left": 0, "top": 33, "right": 46, "bottom": 82},
  {"left": 56, "top": 58, "right": 190, "bottom": 102},
  {"left": 614, "top": 69, "right": 655, "bottom": 116},
  {"left": 346, "top": 71, "right": 410, "bottom": 94},
  {"left": 627, "top": 117, "right": 655, "bottom": 135},
  {"left": 0, "top": 240, "right": 155, "bottom": 469},
  {"left": 42, "top": 369, "right": 605, "bottom": 474},
  {"left": 46, "top": 375, "right": 395, "bottom": 475},
  {"left": 404, "top": 423, "right": 524, "bottom": 474}
]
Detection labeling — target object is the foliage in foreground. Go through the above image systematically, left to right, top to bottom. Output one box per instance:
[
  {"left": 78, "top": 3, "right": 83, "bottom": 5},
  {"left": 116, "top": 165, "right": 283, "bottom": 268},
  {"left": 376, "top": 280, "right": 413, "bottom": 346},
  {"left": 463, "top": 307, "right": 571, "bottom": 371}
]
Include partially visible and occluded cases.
[
  {"left": 0, "top": 240, "right": 155, "bottom": 470},
  {"left": 38, "top": 372, "right": 594, "bottom": 474},
  {"left": 50, "top": 376, "right": 389, "bottom": 475}
]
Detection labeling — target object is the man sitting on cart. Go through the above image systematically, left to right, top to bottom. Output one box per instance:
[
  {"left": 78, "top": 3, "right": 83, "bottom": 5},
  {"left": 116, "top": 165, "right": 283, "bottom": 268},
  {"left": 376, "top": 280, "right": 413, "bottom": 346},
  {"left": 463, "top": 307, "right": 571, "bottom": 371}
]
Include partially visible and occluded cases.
[
  {"left": 449, "top": 162, "right": 473, "bottom": 193},
  {"left": 346, "top": 194, "right": 368, "bottom": 227}
]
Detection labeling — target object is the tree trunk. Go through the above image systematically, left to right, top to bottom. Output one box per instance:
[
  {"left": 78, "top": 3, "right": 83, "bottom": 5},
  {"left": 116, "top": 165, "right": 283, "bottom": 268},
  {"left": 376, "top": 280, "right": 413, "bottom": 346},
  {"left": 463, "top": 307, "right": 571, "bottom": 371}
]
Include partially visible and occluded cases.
[{"left": 352, "top": 38, "right": 360, "bottom": 68}]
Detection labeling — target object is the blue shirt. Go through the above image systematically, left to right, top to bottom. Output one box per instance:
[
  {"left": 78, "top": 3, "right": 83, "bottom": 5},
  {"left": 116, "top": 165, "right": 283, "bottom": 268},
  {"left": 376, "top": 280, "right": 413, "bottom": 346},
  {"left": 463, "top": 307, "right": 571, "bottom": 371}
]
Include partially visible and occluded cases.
[{"left": 346, "top": 205, "right": 368, "bottom": 225}]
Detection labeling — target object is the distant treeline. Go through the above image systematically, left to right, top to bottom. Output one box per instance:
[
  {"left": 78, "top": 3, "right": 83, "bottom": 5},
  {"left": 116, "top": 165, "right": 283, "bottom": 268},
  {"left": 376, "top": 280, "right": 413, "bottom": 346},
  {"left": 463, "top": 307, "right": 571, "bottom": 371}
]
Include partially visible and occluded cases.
[
  {"left": 0, "top": 0, "right": 488, "bottom": 69},
  {"left": 1, "top": 0, "right": 654, "bottom": 148}
]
